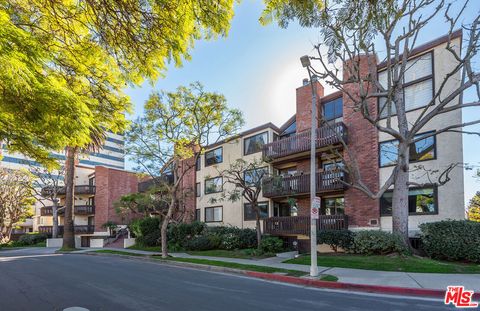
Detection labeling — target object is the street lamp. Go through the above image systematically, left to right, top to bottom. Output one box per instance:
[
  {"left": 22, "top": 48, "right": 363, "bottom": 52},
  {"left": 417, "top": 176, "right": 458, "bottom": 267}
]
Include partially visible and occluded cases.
[{"left": 300, "top": 55, "right": 319, "bottom": 277}]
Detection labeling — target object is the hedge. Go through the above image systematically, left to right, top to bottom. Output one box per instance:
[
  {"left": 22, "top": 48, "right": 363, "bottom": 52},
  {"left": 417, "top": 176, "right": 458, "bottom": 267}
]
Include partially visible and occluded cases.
[{"left": 420, "top": 220, "right": 480, "bottom": 262}]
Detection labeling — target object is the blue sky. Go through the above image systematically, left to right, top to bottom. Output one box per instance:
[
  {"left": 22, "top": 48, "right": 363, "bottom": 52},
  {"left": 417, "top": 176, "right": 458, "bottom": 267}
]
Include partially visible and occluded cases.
[{"left": 124, "top": 0, "right": 480, "bottom": 205}]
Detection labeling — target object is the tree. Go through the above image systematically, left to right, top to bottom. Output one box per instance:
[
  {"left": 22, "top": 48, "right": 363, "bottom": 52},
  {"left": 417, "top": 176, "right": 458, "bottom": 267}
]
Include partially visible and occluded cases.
[
  {"left": 1, "top": 0, "right": 237, "bottom": 165},
  {"left": 262, "top": 0, "right": 480, "bottom": 245},
  {"left": 126, "top": 82, "right": 244, "bottom": 257},
  {"left": 63, "top": 126, "right": 106, "bottom": 249},
  {"left": 211, "top": 159, "right": 269, "bottom": 248},
  {"left": 27, "top": 164, "right": 65, "bottom": 239},
  {"left": 0, "top": 168, "right": 35, "bottom": 243},
  {"left": 115, "top": 188, "right": 170, "bottom": 220},
  {"left": 468, "top": 192, "right": 480, "bottom": 222}
]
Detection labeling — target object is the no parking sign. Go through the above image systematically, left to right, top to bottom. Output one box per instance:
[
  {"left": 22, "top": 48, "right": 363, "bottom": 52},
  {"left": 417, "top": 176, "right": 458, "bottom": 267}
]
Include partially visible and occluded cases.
[{"left": 311, "top": 197, "right": 320, "bottom": 219}]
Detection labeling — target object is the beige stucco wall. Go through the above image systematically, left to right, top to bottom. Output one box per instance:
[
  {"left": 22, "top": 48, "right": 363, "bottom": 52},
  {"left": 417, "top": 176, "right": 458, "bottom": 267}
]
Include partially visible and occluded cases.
[
  {"left": 378, "top": 38, "right": 465, "bottom": 234},
  {"left": 195, "top": 128, "right": 276, "bottom": 229}
]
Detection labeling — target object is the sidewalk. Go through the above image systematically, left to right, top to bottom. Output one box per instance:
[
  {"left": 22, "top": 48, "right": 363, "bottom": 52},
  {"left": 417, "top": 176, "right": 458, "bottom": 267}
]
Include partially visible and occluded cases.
[
  {"left": 80, "top": 248, "right": 480, "bottom": 292},
  {"left": 168, "top": 252, "right": 480, "bottom": 292}
]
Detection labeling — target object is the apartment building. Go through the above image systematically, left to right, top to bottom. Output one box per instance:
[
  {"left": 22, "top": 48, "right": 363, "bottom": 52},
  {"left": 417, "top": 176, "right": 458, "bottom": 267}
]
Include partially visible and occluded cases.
[
  {"left": 189, "top": 31, "right": 465, "bottom": 239},
  {"left": 1, "top": 132, "right": 141, "bottom": 246},
  {"left": 37, "top": 165, "right": 140, "bottom": 247}
]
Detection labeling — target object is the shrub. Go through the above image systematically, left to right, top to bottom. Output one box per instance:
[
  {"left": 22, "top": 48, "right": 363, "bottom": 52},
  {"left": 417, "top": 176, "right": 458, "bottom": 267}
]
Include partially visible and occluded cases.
[
  {"left": 129, "top": 217, "right": 160, "bottom": 239},
  {"left": 420, "top": 220, "right": 480, "bottom": 262},
  {"left": 168, "top": 221, "right": 206, "bottom": 247},
  {"left": 237, "top": 228, "right": 257, "bottom": 249},
  {"left": 136, "top": 230, "right": 161, "bottom": 247},
  {"left": 317, "top": 230, "right": 354, "bottom": 252},
  {"left": 353, "top": 230, "right": 408, "bottom": 255},
  {"left": 17, "top": 233, "right": 48, "bottom": 246},
  {"left": 220, "top": 233, "right": 242, "bottom": 250},
  {"left": 206, "top": 234, "right": 222, "bottom": 249},
  {"left": 184, "top": 236, "right": 216, "bottom": 251},
  {"left": 259, "top": 236, "right": 284, "bottom": 254}
]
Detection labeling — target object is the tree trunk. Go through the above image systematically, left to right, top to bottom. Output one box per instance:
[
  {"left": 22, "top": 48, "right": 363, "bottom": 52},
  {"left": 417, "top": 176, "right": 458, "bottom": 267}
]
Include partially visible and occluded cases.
[
  {"left": 391, "top": 142, "right": 410, "bottom": 246},
  {"left": 63, "top": 146, "right": 76, "bottom": 249},
  {"left": 52, "top": 199, "right": 58, "bottom": 239},
  {"left": 161, "top": 199, "right": 175, "bottom": 258},
  {"left": 254, "top": 203, "right": 262, "bottom": 249},
  {"left": 255, "top": 214, "right": 262, "bottom": 250}
]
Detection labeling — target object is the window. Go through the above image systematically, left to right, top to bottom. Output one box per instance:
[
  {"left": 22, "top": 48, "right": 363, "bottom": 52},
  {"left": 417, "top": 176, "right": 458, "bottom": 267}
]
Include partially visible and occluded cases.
[
  {"left": 378, "top": 52, "right": 433, "bottom": 118},
  {"left": 322, "top": 97, "right": 343, "bottom": 122},
  {"left": 280, "top": 121, "right": 296, "bottom": 139},
  {"left": 379, "top": 131, "right": 436, "bottom": 167},
  {"left": 244, "top": 132, "right": 268, "bottom": 155},
  {"left": 205, "top": 147, "right": 223, "bottom": 166},
  {"left": 195, "top": 156, "right": 201, "bottom": 171},
  {"left": 244, "top": 167, "right": 268, "bottom": 185},
  {"left": 205, "top": 177, "right": 223, "bottom": 194},
  {"left": 195, "top": 182, "right": 201, "bottom": 197},
  {"left": 380, "top": 187, "right": 437, "bottom": 215},
  {"left": 321, "top": 197, "right": 345, "bottom": 215},
  {"left": 244, "top": 202, "right": 269, "bottom": 221},
  {"left": 205, "top": 206, "right": 222, "bottom": 222},
  {"left": 195, "top": 209, "right": 201, "bottom": 221}
]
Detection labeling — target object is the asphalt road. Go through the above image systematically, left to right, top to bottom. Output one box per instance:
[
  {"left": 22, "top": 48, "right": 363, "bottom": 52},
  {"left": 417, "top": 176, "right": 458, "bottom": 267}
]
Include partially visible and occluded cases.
[{"left": 0, "top": 248, "right": 452, "bottom": 311}]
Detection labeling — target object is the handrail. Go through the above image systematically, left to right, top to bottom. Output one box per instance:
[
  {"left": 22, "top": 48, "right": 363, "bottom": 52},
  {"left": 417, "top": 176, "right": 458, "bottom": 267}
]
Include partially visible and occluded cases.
[
  {"left": 263, "top": 122, "right": 347, "bottom": 161},
  {"left": 262, "top": 171, "right": 346, "bottom": 198},
  {"left": 263, "top": 215, "right": 349, "bottom": 236}
]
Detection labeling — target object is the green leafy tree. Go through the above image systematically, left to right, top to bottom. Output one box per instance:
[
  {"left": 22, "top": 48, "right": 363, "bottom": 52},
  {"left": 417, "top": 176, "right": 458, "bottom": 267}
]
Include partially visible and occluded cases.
[
  {"left": 1, "top": 0, "right": 237, "bottom": 165},
  {"left": 261, "top": 0, "right": 480, "bottom": 246},
  {"left": 126, "top": 82, "right": 243, "bottom": 257}
]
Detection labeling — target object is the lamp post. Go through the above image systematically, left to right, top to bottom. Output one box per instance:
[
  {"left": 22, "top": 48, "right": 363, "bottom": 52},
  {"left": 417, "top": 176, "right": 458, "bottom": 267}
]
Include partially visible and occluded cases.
[{"left": 300, "top": 55, "right": 318, "bottom": 277}]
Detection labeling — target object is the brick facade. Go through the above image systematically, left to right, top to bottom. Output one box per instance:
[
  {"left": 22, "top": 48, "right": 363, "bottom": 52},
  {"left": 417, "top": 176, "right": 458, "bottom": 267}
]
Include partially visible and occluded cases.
[
  {"left": 342, "top": 55, "right": 380, "bottom": 228},
  {"left": 296, "top": 81, "right": 324, "bottom": 132},
  {"left": 178, "top": 157, "right": 197, "bottom": 223},
  {"left": 94, "top": 166, "right": 140, "bottom": 232}
]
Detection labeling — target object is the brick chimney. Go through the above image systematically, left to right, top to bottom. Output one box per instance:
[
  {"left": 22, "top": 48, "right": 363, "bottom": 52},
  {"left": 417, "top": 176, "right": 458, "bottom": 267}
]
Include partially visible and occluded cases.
[
  {"left": 342, "top": 54, "right": 381, "bottom": 228},
  {"left": 295, "top": 79, "right": 324, "bottom": 133}
]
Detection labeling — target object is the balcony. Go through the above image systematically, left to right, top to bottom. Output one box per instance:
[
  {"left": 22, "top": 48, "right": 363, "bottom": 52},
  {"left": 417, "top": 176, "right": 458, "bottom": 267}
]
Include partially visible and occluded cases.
[
  {"left": 262, "top": 122, "right": 347, "bottom": 162},
  {"left": 262, "top": 171, "right": 347, "bottom": 198},
  {"left": 41, "top": 185, "right": 96, "bottom": 196},
  {"left": 40, "top": 205, "right": 95, "bottom": 216},
  {"left": 264, "top": 215, "right": 349, "bottom": 236},
  {"left": 38, "top": 225, "right": 95, "bottom": 236}
]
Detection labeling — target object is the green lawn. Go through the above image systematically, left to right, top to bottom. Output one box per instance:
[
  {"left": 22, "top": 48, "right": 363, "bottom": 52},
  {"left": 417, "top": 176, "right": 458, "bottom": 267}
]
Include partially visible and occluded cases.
[
  {"left": 187, "top": 249, "right": 274, "bottom": 259},
  {"left": 93, "top": 250, "right": 146, "bottom": 257},
  {"left": 284, "top": 254, "right": 480, "bottom": 274},
  {"left": 154, "top": 256, "right": 306, "bottom": 277},
  {"left": 320, "top": 274, "right": 338, "bottom": 282}
]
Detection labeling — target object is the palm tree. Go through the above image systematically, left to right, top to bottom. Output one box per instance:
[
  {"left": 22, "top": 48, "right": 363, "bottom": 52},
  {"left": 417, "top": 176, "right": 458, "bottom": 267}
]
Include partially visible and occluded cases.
[{"left": 63, "top": 126, "right": 106, "bottom": 249}]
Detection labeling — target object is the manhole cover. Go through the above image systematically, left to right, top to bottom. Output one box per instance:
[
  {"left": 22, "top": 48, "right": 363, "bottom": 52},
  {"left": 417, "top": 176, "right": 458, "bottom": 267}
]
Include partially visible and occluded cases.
[{"left": 63, "top": 308, "right": 89, "bottom": 311}]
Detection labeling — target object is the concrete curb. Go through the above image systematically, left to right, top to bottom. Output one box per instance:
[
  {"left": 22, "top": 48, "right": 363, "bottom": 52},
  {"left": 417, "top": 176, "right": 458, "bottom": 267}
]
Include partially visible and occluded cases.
[
  {"left": 80, "top": 252, "right": 480, "bottom": 300},
  {"left": 245, "top": 271, "right": 480, "bottom": 299}
]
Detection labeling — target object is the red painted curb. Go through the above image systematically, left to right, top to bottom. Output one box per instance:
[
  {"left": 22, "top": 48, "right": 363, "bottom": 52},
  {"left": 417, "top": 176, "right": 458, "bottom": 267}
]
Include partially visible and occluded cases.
[{"left": 245, "top": 271, "right": 480, "bottom": 300}]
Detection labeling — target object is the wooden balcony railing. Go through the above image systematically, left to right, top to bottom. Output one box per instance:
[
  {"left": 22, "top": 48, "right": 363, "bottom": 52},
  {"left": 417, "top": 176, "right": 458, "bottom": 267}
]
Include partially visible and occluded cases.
[
  {"left": 262, "top": 122, "right": 347, "bottom": 161},
  {"left": 262, "top": 171, "right": 346, "bottom": 198},
  {"left": 41, "top": 185, "right": 96, "bottom": 196},
  {"left": 40, "top": 205, "right": 95, "bottom": 216},
  {"left": 264, "top": 215, "right": 349, "bottom": 236},
  {"left": 38, "top": 225, "right": 95, "bottom": 236}
]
